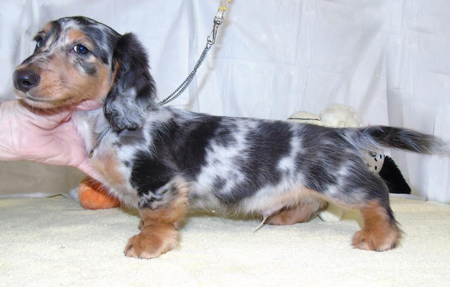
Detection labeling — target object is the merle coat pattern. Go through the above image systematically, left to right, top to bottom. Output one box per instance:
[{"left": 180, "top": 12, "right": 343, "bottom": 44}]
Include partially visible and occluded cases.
[{"left": 12, "top": 16, "right": 448, "bottom": 258}]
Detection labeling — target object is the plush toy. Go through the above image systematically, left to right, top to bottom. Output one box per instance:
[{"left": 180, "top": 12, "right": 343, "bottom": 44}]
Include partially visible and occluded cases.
[
  {"left": 288, "top": 104, "right": 410, "bottom": 222},
  {"left": 77, "top": 176, "right": 120, "bottom": 210}
]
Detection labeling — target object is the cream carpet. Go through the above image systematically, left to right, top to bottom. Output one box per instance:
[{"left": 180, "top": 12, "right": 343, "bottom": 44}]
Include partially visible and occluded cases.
[{"left": 1, "top": 195, "right": 449, "bottom": 287}]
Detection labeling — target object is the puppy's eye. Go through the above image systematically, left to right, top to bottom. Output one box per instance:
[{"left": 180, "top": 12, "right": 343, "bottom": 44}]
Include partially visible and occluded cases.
[
  {"left": 35, "top": 36, "right": 43, "bottom": 49},
  {"left": 73, "top": 44, "right": 90, "bottom": 55}
]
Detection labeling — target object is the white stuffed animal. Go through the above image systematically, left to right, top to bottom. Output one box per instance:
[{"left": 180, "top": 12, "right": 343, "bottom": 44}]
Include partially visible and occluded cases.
[{"left": 288, "top": 104, "right": 385, "bottom": 222}]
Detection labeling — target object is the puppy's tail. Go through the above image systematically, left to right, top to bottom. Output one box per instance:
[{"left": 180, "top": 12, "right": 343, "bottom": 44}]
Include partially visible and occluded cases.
[{"left": 348, "top": 126, "right": 449, "bottom": 154}]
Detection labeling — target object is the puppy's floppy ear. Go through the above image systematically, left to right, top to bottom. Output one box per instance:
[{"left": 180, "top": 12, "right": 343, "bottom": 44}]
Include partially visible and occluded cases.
[{"left": 104, "top": 33, "right": 157, "bottom": 131}]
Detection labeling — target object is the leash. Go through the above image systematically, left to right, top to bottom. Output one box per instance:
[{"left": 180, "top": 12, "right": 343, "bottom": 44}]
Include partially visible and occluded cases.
[
  {"left": 158, "top": 0, "right": 231, "bottom": 106},
  {"left": 90, "top": 1, "right": 230, "bottom": 157},
  {"left": 89, "top": 125, "right": 112, "bottom": 158}
]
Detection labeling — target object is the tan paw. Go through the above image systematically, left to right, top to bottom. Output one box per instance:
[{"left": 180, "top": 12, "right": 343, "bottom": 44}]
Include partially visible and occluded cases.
[
  {"left": 124, "top": 224, "right": 179, "bottom": 259},
  {"left": 352, "top": 224, "right": 401, "bottom": 252}
]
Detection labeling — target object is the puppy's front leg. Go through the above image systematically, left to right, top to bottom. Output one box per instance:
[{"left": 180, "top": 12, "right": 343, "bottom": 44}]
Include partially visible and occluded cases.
[
  {"left": 125, "top": 178, "right": 189, "bottom": 259},
  {"left": 125, "top": 209, "right": 181, "bottom": 259}
]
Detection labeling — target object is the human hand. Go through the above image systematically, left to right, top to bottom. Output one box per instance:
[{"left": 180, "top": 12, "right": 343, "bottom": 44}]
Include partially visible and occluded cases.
[{"left": 0, "top": 100, "right": 101, "bottom": 179}]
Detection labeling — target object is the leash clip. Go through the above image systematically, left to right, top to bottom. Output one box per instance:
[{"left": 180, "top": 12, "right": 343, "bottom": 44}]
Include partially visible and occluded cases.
[
  {"left": 207, "top": 0, "right": 230, "bottom": 46},
  {"left": 207, "top": 20, "right": 221, "bottom": 46}
]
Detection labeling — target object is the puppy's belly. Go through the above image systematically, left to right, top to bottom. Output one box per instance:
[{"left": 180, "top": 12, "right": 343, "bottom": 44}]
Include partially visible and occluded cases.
[
  {"left": 190, "top": 181, "right": 322, "bottom": 218},
  {"left": 240, "top": 186, "right": 323, "bottom": 217}
]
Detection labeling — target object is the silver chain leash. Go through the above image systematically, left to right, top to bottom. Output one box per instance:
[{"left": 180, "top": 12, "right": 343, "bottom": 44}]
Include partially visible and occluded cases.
[
  {"left": 158, "top": 0, "right": 230, "bottom": 106},
  {"left": 91, "top": 1, "right": 230, "bottom": 156},
  {"left": 158, "top": 43, "right": 212, "bottom": 106}
]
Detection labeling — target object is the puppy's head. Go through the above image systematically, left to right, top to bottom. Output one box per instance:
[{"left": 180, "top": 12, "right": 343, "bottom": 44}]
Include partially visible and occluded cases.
[{"left": 13, "top": 16, "right": 156, "bottom": 130}]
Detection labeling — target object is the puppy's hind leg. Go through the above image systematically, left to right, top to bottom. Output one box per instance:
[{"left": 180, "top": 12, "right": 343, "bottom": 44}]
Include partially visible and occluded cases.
[
  {"left": 321, "top": 170, "right": 402, "bottom": 252},
  {"left": 267, "top": 198, "right": 328, "bottom": 225},
  {"left": 352, "top": 198, "right": 402, "bottom": 251}
]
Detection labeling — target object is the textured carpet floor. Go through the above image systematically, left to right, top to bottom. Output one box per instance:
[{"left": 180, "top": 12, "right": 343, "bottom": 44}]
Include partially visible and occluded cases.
[{"left": 0, "top": 196, "right": 449, "bottom": 287}]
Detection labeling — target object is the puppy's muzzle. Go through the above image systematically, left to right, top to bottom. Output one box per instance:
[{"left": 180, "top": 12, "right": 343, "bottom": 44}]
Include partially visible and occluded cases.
[{"left": 13, "top": 69, "right": 40, "bottom": 93}]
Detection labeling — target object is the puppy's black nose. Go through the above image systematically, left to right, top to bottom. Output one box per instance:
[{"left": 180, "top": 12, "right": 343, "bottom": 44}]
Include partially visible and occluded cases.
[{"left": 13, "top": 70, "right": 40, "bottom": 93}]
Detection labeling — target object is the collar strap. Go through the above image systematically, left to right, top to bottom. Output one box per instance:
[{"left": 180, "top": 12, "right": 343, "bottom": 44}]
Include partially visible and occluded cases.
[{"left": 89, "top": 126, "right": 112, "bottom": 158}]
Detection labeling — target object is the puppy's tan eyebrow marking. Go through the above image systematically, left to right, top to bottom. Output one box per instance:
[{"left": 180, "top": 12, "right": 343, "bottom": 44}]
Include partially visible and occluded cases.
[
  {"left": 33, "top": 22, "right": 62, "bottom": 47},
  {"left": 39, "top": 22, "right": 53, "bottom": 35},
  {"left": 33, "top": 29, "right": 48, "bottom": 44},
  {"left": 67, "top": 29, "right": 95, "bottom": 51},
  {"left": 68, "top": 29, "right": 87, "bottom": 41}
]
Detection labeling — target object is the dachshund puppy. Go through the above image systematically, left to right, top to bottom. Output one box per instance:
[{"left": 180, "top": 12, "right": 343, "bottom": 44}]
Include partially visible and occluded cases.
[{"left": 13, "top": 16, "right": 448, "bottom": 258}]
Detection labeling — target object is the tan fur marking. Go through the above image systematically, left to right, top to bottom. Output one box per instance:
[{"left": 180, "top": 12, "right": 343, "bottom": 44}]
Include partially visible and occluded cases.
[
  {"left": 42, "top": 23, "right": 53, "bottom": 34},
  {"left": 67, "top": 29, "right": 94, "bottom": 51},
  {"left": 71, "top": 60, "right": 110, "bottom": 101},
  {"left": 92, "top": 152, "right": 126, "bottom": 186},
  {"left": 125, "top": 179, "right": 190, "bottom": 259},
  {"left": 139, "top": 179, "right": 190, "bottom": 226},
  {"left": 302, "top": 190, "right": 401, "bottom": 251},
  {"left": 267, "top": 200, "right": 327, "bottom": 225},
  {"left": 352, "top": 201, "right": 401, "bottom": 251},
  {"left": 125, "top": 223, "right": 179, "bottom": 259}
]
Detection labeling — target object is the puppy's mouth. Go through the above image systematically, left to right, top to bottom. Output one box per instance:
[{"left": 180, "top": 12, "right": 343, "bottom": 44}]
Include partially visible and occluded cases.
[
  {"left": 14, "top": 89, "right": 53, "bottom": 104},
  {"left": 15, "top": 90, "right": 71, "bottom": 110},
  {"left": 24, "top": 95, "right": 49, "bottom": 103}
]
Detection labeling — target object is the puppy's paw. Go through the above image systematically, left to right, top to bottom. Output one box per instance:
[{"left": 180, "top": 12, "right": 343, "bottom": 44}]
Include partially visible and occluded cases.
[
  {"left": 352, "top": 223, "right": 401, "bottom": 252},
  {"left": 124, "top": 224, "right": 179, "bottom": 259}
]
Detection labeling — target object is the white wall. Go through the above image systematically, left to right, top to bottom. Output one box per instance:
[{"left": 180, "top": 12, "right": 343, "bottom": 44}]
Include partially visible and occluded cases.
[{"left": 0, "top": 0, "right": 449, "bottom": 202}]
